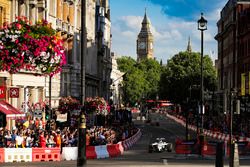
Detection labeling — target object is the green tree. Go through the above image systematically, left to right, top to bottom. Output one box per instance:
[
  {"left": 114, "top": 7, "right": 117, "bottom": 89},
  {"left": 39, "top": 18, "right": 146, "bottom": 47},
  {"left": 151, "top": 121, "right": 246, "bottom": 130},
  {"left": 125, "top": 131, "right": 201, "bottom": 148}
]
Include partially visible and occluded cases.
[
  {"left": 159, "top": 51, "right": 217, "bottom": 104},
  {"left": 117, "top": 57, "right": 162, "bottom": 105}
]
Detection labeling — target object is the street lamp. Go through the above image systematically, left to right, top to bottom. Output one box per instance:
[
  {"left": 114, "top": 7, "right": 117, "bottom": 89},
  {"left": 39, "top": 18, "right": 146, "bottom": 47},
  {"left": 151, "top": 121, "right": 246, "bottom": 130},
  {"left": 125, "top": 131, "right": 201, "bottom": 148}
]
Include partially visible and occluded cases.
[
  {"left": 77, "top": 0, "right": 86, "bottom": 167},
  {"left": 197, "top": 12, "right": 207, "bottom": 155},
  {"left": 197, "top": 13, "right": 207, "bottom": 131},
  {"left": 229, "top": 88, "right": 238, "bottom": 167}
]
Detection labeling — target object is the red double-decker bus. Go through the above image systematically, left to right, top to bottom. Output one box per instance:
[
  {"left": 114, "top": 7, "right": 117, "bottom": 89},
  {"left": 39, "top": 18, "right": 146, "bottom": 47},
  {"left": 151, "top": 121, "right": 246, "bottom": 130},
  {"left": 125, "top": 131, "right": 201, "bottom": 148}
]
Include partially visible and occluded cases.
[{"left": 146, "top": 100, "right": 174, "bottom": 111}]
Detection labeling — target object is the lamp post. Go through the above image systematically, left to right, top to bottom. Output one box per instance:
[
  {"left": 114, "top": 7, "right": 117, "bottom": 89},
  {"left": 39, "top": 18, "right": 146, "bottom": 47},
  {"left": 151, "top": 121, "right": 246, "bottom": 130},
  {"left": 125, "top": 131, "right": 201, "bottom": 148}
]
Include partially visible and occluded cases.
[
  {"left": 77, "top": 0, "right": 86, "bottom": 166},
  {"left": 197, "top": 13, "right": 207, "bottom": 155},
  {"left": 229, "top": 88, "right": 237, "bottom": 167}
]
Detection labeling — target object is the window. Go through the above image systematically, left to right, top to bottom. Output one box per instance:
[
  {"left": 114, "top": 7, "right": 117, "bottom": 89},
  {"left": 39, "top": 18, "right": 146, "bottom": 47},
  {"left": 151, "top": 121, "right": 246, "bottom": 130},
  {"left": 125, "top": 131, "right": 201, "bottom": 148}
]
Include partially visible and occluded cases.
[
  {"left": 49, "top": 0, "right": 56, "bottom": 16},
  {"left": 0, "top": 6, "right": 6, "bottom": 27},
  {"left": 61, "top": 72, "right": 70, "bottom": 96}
]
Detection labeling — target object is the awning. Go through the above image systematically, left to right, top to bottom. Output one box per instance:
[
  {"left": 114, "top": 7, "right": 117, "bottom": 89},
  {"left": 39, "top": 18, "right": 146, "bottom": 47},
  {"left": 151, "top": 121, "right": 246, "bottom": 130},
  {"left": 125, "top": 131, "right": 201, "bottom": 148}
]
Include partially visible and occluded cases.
[{"left": 0, "top": 101, "right": 25, "bottom": 118}]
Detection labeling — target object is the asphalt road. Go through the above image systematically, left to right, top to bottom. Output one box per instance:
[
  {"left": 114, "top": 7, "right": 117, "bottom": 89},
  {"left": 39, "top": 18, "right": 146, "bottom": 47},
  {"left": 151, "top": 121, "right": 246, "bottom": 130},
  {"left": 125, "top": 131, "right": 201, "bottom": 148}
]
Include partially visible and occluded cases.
[{"left": 1, "top": 112, "right": 250, "bottom": 167}]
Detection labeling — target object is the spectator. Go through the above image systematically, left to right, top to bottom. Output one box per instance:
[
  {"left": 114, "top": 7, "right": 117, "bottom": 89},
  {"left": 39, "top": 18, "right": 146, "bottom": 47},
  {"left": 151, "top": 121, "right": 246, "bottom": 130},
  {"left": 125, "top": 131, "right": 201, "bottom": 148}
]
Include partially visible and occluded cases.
[{"left": 39, "top": 131, "right": 46, "bottom": 148}]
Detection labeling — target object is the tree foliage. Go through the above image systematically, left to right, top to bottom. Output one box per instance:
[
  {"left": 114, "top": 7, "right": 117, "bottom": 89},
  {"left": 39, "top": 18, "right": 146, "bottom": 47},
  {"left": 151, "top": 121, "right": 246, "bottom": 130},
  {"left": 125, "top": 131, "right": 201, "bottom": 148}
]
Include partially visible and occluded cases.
[
  {"left": 159, "top": 51, "right": 217, "bottom": 104},
  {"left": 117, "top": 56, "right": 162, "bottom": 105}
]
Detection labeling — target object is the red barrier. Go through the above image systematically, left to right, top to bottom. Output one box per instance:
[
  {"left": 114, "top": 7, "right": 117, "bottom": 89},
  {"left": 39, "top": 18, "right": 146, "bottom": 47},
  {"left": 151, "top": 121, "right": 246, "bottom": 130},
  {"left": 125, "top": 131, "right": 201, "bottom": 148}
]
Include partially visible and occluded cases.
[
  {"left": 175, "top": 141, "right": 199, "bottom": 154},
  {"left": 225, "top": 141, "right": 250, "bottom": 157},
  {"left": 202, "top": 142, "right": 217, "bottom": 156},
  {"left": 107, "top": 144, "right": 121, "bottom": 157},
  {"left": 175, "top": 144, "right": 192, "bottom": 154},
  {"left": 86, "top": 146, "right": 97, "bottom": 159},
  {"left": 0, "top": 148, "right": 4, "bottom": 163},
  {"left": 32, "top": 148, "right": 61, "bottom": 162}
]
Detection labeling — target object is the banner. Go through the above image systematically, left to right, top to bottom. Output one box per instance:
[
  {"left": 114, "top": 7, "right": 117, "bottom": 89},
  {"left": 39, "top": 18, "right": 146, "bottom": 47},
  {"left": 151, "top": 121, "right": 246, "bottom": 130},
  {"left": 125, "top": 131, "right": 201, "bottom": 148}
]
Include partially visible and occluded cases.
[
  {"left": 241, "top": 73, "right": 245, "bottom": 96},
  {"left": 0, "top": 86, "right": 6, "bottom": 98},
  {"left": 9, "top": 87, "right": 19, "bottom": 98},
  {"left": 56, "top": 113, "right": 67, "bottom": 122}
]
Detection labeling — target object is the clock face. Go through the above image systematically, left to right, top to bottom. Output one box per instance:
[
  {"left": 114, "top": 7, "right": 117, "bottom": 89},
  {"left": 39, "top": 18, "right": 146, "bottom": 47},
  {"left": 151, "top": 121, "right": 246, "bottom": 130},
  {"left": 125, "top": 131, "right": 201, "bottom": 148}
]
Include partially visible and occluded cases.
[{"left": 138, "top": 41, "right": 146, "bottom": 49}]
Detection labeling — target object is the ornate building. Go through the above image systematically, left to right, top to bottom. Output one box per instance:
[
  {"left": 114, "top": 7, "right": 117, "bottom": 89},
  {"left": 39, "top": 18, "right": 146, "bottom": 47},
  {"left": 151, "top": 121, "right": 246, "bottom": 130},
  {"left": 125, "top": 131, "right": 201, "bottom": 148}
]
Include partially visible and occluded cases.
[
  {"left": 0, "top": 0, "right": 112, "bottom": 107},
  {"left": 84, "top": 0, "right": 112, "bottom": 100},
  {"left": 215, "top": 0, "right": 250, "bottom": 114},
  {"left": 137, "top": 10, "right": 154, "bottom": 62},
  {"left": 110, "top": 52, "right": 124, "bottom": 109}
]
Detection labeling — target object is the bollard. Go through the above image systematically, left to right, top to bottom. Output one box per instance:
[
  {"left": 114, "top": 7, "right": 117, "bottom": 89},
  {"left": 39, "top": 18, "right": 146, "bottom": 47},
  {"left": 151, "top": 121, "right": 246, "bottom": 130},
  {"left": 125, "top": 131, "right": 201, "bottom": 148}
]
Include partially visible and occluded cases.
[
  {"left": 215, "top": 142, "right": 224, "bottom": 167},
  {"left": 233, "top": 143, "right": 239, "bottom": 167}
]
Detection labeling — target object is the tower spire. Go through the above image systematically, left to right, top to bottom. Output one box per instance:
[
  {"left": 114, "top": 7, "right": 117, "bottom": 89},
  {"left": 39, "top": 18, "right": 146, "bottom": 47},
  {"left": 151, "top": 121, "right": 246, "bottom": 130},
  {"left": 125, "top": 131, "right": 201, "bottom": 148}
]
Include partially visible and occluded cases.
[{"left": 186, "top": 36, "right": 192, "bottom": 53}]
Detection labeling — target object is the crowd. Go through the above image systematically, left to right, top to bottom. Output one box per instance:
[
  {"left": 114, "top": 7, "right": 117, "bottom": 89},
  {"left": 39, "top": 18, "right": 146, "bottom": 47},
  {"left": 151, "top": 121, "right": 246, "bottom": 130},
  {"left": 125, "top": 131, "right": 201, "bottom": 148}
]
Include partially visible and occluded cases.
[{"left": 0, "top": 108, "right": 136, "bottom": 148}]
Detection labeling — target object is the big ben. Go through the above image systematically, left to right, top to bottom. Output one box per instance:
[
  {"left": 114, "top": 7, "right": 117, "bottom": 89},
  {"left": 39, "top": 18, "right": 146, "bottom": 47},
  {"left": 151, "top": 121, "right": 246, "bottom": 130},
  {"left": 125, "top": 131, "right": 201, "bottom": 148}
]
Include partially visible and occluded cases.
[{"left": 137, "top": 10, "right": 154, "bottom": 62}]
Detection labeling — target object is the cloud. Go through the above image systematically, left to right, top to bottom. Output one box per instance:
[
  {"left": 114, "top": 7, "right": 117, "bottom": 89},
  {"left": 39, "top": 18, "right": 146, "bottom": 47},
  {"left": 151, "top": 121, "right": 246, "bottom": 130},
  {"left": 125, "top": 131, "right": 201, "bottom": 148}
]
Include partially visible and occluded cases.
[
  {"left": 111, "top": 0, "right": 228, "bottom": 63},
  {"left": 145, "top": 0, "right": 227, "bottom": 20}
]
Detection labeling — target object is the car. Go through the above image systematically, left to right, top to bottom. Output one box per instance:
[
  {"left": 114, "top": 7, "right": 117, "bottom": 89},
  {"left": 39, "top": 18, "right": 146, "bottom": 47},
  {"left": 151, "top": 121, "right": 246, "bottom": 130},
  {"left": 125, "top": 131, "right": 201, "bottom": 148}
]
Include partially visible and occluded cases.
[{"left": 148, "top": 138, "right": 172, "bottom": 153}]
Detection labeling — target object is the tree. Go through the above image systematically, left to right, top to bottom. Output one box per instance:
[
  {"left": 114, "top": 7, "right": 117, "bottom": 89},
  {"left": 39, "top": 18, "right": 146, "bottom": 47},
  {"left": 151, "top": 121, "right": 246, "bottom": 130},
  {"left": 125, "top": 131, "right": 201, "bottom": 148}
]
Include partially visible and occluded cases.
[
  {"left": 159, "top": 51, "right": 217, "bottom": 105},
  {"left": 117, "top": 56, "right": 162, "bottom": 105}
]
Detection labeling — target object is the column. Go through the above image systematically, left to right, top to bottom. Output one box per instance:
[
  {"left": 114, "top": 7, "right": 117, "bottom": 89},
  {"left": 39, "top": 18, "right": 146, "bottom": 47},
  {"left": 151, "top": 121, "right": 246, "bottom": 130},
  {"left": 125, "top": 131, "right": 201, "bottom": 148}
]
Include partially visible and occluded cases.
[
  {"left": 57, "top": 0, "right": 62, "bottom": 19},
  {"left": 29, "top": 1, "right": 37, "bottom": 24},
  {"left": 62, "top": 2, "right": 69, "bottom": 22},
  {"left": 69, "top": 5, "right": 74, "bottom": 25},
  {"left": 18, "top": 87, "right": 24, "bottom": 111},
  {"left": 24, "top": 87, "right": 30, "bottom": 113},
  {"left": 30, "top": 87, "right": 38, "bottom": 104}
]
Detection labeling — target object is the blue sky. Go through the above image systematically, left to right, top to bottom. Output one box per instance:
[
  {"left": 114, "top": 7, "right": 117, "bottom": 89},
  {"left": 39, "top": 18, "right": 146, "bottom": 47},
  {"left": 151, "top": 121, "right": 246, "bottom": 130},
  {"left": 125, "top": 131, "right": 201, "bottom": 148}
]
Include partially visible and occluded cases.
[{"left": 110, "top": 0, "right": 228, "bottom": 63}]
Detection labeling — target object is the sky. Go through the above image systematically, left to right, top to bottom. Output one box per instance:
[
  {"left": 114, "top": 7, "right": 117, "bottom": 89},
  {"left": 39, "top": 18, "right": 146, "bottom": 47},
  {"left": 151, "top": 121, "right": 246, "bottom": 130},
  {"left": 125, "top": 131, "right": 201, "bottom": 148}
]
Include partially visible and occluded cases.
[{"left": 110, "top": 0, "right": 228, "bottom": 64}]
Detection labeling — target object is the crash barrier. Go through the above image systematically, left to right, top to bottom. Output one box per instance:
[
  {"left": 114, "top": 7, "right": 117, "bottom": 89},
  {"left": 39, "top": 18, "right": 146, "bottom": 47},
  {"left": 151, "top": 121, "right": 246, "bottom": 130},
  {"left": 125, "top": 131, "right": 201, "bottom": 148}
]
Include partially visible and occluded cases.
[
  {"left": 165, "top": 113, "right": 250, "bottom": 143},
  {"left": 0, "top": 128, "right": 141, "bottom": 163},
  {"left": 122, "top": 129, "right": 142, "bottom": 150},
  {"left": 175, "top": 139, "right": 199, "bottom": 154},
  {"left": 175, "top": 139, "right": 250, "bottom": 157},
  {"left": 202, "top": 141, "right": 218, "bottom": 156},
  {"left": 226, "top": 141, "right": 250, "bottom": 156},
  {"left": 106, "top": 144, "right": 121, "bottom": 157},
  {"left": 95, "top": 145, "right": 109, "bottom": 159},
  {"left": 86, "top": 146, "right": 97, "bottom": 159},
  {"left": 61, "top": 147, "right": 78, "bottom": 161},
  {"left": 0, "top": 148, "right": 4, "bottom": 163},
  {"left": 4, "top": 148, "right": 32, "bottom": 162},
  {"left": 32, "top": 148, "right": 61, "bottom": 162}
]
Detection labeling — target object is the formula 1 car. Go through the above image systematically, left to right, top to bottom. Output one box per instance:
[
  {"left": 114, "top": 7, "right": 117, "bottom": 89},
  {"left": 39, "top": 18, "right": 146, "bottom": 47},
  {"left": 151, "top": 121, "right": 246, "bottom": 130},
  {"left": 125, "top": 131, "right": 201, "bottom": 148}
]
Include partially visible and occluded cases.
[{"left": 148, "top": 138, "right": 172, "bottom": 153}]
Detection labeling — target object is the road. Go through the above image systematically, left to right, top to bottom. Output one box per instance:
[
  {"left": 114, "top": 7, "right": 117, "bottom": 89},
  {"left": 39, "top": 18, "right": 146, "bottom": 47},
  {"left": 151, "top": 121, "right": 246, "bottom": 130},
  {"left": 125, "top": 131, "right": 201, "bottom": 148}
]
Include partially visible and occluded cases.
[{"left": 1, "top": 112, "right": 250, "bottom": 167}]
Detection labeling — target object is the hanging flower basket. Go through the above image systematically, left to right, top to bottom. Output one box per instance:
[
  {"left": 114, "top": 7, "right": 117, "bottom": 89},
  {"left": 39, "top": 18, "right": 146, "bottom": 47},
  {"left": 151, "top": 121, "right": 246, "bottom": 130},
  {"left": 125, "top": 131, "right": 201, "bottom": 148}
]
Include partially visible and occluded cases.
[
  {"left": 0, "top": 16, "right": 66, "bottom": 76},
  {"left": 58, "top": 96, "right": 80, "bottom": 114},
  {"left": 84, "top": 97, "right": 109, "bottom": 115}
]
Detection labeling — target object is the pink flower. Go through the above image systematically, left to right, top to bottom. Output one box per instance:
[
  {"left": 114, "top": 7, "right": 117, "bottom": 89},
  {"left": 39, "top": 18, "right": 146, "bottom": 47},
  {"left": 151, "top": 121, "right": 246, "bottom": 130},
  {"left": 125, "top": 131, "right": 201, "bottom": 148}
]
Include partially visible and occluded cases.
[{"left": 16, "top": 23, "right": 22, "bottom": 30}]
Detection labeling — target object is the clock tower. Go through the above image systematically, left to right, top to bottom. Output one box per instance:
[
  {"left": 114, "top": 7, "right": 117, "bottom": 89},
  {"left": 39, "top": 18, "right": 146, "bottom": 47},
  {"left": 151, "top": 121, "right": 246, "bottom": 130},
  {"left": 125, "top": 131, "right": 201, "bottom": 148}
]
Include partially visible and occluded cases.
[{"left": 137, "top": 10, "right": 154, "bottom": 62}]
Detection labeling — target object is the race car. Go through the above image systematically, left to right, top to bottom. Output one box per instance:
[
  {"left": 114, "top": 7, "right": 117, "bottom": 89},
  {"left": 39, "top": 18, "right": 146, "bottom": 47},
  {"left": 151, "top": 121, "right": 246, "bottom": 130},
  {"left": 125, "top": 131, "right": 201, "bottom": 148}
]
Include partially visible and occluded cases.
[{"left": 148, "top": 138, "right": 172, "bottom": 153}]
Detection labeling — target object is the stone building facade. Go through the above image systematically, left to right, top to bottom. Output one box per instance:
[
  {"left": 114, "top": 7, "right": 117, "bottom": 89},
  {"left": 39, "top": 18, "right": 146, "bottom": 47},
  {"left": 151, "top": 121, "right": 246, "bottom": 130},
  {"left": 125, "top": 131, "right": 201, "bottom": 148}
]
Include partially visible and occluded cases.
[
  {"left": 0, "top": 0, "right": 112, "bottom": 112},
  {"left": 85, "top": 0, "right": 112, "bottom": 100},
  {"left": 215, "top": 0, "right": 250, "bottom": 114}
]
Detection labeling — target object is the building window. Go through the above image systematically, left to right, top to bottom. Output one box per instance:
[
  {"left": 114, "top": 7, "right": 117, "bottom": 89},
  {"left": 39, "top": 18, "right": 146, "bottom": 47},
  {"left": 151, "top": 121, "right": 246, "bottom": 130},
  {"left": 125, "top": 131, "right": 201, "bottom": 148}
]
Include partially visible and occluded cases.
[
  {"left": 49, "top": 0, "right": 56, "bottom": 16},
  {"left": 0, "top": 6, "right": 6, "bottom": 27},
  {"left": 62, "top": 72, "right": 70, "bottom": 96}
]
